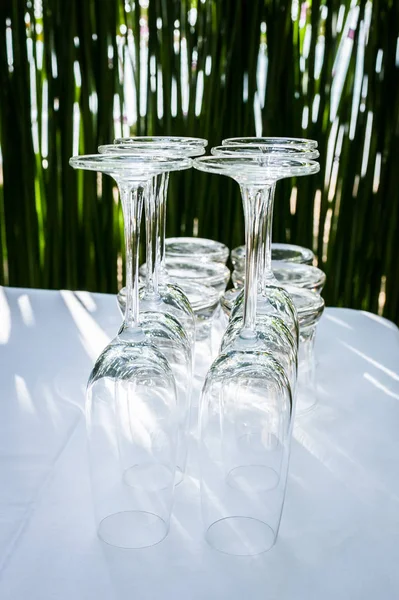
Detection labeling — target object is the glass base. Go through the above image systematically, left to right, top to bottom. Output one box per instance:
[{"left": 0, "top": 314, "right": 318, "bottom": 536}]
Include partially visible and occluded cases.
[
  {"left": 98, "top": 511, "right": 168, "bottom": 549},
  {"left": 205, "top": 516, "right": 276, "bottom": 556}
]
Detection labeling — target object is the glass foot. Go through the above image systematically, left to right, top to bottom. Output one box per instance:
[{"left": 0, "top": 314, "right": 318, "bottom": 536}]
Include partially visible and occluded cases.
[{"left": 206, "top": 516, "right": 276, "bottom": 556}]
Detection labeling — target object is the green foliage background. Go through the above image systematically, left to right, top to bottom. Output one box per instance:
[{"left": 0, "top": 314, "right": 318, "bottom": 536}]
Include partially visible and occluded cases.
[{"left": 0, "top": 0, "right": 398, "bottom": 321}]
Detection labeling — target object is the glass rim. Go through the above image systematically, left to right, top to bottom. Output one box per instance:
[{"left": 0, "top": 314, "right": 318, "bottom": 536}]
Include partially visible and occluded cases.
[
  {"left": 114, "top": 136, "right": 208, "bottom": 146},
  {"left": 222, "top": 136, "right": 318, "bottom": 148},
  {"left": 99, "top": 143, "right": 206, "bottom": 158},
  {"left": 211, "top": 145, "right": 319, "bottom": 159},
  {"left": 69, "top": 154, "right": 193, "bottom": 175},
  {"left": 193, "top": 155, "right": 320, "bottom": 179}
]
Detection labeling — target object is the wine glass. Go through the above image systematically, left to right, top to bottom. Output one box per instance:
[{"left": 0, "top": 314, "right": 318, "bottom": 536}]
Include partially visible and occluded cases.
[
  {"left": 213, "top": 146, "right": 320, "bottom": 411},
  {"left": 96, "top": 150, "right": 194, "bottom": 483},
  {"left": 69, "top": 154, "right": 191, "bottom": 548},
  {"left": 193, "top": 155, "right": 319, "bottom": 555}
]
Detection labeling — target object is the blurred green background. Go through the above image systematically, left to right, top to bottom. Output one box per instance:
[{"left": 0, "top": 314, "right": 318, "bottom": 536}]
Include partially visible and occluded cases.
[{"left": 0, "top": 0, "right": 398, "bottom": 322}]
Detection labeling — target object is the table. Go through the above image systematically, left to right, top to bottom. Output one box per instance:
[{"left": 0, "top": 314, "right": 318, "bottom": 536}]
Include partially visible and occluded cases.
[{"left": 0, "top": 286, "right": 399, "bottom": 600}]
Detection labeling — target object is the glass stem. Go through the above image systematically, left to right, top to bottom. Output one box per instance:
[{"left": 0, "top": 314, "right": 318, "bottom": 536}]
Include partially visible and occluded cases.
[
  {"left": 158, "top": 172, "right": 170, "bottom": 278},
  {"left": 144, "top": 177, "right": 159, "bottom": 296},
  {"left": 119, "top": 181, "right": 146, "bottom": 330},
  {"left": 262, "top": 182, "right": 276, "bottom": 283},
  {"left": 240, "top": 185, "right": 270, "bottom": 333}
]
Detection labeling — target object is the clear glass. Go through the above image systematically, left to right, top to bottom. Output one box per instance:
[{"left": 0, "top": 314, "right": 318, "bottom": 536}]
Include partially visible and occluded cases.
[
  {"left": 101, "top": 138, "right": 208, "bottom": 345},
  {"left": 96, "top": 153, "right": 194, "bottom": 483},
  {"left": 69, "top": 154, "right": 191, "bottom": 548},
  {"left": 193, "top": 155, "right": 319, "bottom": 555},
  {"left": 165, "top": 236, "right": 229, "bottom": 264},
  {"left": 231, "top": 243, "right": 315, "bottom": 270},
  {"left": 141, "top": 257, "right": 230, "bottom": 297},
  {"left": 233, "top": 261, "right": 326, "bottom": 294},
  {"left": 271, "top": 261, "right": 326, "bottom": 294},
  {"left": 173, "top": 280, "right": 220, "bottom": 341},
  {"left": 174, "top": 281, "right": 220, "bottom": 380},
  {"left": 221, "top": 286, "right": 324, "bottom": 324},
  {"left": 286, "top": 286, "right": 325, "bottom": 415}
]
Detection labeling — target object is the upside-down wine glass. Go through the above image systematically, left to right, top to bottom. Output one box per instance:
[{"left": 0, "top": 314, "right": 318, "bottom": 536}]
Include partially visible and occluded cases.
[
  {"left": 108, "top": 136, "right": 208, "bottom": 345},
  {"left": 98, "top": 145, "right": 196, "bottom": 481},
  {"left": 214, "top": 146, "right": 319, "bottom": 413},
  {"left": 69, "top": 154, "right": 191, "bottom": 548},
  {"left": 193, "top": 155, "right": 320, "bottom": 556}
]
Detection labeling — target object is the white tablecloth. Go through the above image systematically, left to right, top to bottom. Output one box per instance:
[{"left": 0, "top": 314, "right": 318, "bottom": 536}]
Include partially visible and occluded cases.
[{"left": 0, "top": 286, "right": 399, "bottom": 599}]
